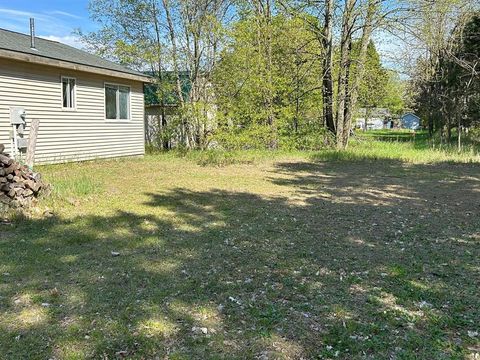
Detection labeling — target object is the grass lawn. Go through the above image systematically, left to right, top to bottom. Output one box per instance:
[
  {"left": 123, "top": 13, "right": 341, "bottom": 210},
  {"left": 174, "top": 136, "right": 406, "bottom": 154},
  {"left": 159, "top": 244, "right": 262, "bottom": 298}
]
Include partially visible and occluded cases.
[{"left": 0, "top": 134, "right": 479, "bottom": 359}]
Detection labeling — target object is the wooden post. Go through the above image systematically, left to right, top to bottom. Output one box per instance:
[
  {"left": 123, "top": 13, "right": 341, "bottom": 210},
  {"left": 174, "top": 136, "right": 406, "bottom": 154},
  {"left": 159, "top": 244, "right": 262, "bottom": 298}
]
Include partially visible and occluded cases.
[{"left": 25, "top": 118, "right": 40, "bottom": 169}]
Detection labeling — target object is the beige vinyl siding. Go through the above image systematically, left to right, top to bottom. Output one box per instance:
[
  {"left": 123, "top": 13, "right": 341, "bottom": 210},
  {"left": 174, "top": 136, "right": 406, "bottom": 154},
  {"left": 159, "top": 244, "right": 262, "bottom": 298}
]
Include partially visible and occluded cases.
[{"left": 0, "top": 57, "right": 145, "bottom": 164}]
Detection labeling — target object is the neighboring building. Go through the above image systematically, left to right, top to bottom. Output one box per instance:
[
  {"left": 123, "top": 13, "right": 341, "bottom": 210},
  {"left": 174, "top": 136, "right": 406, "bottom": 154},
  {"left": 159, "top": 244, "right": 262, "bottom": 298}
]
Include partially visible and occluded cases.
[
  {"left": 0, "top": 25, "right": 150, "bottom": 164},
  {"left": 143, "top": 71, "right": 191, "bottom": 145},
  {"left": 144, "top": 72, "right": 216, "bottom": 147},
  {"left": 355, "top": 108, "right": 392, "bottom": 130},
  {"left": 401, "top": 113, "right": 421, "bottom": 130}
]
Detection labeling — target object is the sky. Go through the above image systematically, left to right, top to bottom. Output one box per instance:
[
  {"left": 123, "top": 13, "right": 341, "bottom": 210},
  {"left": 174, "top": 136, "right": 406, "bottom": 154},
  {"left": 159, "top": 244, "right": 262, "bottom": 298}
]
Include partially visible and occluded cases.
[{"left": 0, "top": 0, "right": 94, "bottom": 48}]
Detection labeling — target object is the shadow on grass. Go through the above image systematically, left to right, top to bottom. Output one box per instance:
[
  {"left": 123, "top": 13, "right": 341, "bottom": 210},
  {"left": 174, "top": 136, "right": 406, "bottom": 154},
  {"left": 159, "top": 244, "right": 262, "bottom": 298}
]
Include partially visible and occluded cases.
[{"left": 0, "top": 160, "right": 479, "bottom": 359}]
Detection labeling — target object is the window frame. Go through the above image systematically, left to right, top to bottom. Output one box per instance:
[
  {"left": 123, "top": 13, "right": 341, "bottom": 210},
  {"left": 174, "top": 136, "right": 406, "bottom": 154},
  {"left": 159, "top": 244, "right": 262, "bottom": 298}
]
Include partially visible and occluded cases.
[
  {"left": 61, "top": 76, "right": 77, "bottom": 111},
  {"left": 104, "top": 82, "right": 131, "bottom": 121}
]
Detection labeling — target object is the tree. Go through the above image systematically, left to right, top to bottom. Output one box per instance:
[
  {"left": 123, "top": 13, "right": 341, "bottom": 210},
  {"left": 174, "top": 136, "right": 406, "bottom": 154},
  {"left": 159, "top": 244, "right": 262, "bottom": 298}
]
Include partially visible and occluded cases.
[
  {"left": 79, "top": 0, "right": 413, "bottom": 152},
  {"left": 80, "top": 0, "right": 229, "bottom": 150},
  {"left": 290, "top": 0, "right": 397, "bottom": 148},
  {"left": 322, "top": 0, "right": 335, "bottom": 134},
  {"left": 335, "top": 0, "right": 357, "bottom": 148},
  {"left": 403, "top": 0, "right": 479, "bottom": 140},
  {"left": 408, "top": 1, "right": 480, "bottom": 147},
  {"left": 212, "top": 13, "right": 323, "bottom": 149},
  {"left": 356, "top": 40, "right": 388, "bottom": 129},
  {"left": 382, "top": 71, "right": 406, "bottom": 117}
]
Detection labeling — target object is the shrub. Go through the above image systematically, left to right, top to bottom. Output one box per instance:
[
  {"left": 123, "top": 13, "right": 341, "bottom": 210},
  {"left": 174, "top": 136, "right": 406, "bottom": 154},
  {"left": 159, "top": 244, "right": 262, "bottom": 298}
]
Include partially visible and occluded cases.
[
  {"left": 212, "top": 123, "right": 334, "bottom": 151},
  {"left": 279, "top": 124, "right": 335, "bottom": 150},
  {"left": 212, "top": 125, "right": 278, "bottom": 150},
  {"left": 468, "top": 126, "right": 480, "bottom": 142},
  {"left": 193, "top": 150, "right": 246, "bottom": 167}
]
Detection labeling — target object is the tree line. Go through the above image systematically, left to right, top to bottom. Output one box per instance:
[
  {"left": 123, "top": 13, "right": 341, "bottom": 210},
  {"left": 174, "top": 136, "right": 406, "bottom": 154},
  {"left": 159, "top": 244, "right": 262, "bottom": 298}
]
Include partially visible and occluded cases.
[
  {"left": 80, "top": 0, "right": 478, "bottom": 151},
  {"left": 407, "top": 1, "right": 480, "bottom": 149}
]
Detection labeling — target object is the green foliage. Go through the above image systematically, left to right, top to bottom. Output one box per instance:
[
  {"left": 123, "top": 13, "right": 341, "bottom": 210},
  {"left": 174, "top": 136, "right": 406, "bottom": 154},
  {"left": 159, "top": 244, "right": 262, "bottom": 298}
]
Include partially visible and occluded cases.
[
  {"left": 82, "top": 1, "right": 409, "bottom": 152},
  {"left": 414, "top": 12, "right": 480, "bottom": 135},
  {"left": 212, "top": 13, "right": 325, "bottom": 147},
  {"left": 354, "top": 41, "right": 405, "bottom": 115},
  {"left": 356, "top": 41, "right": 388, "bottom": 109},
  {"left": 382, "top": 71, "right": 406, "bottom": 116},
  {"left": 212, "top": 122, "right": 333, "bottom": 151},
  {"left": 213, "top": 124, "right": 278, "bottom": 150},
  {"left": 278, "top": 124, "right": 335, "bottom": 150},
  {"left": 469, "top": 126, "right": 480, "bottom": 142},
  {"left": 187, "top": 150, "right": 250, "bottom": 167}
]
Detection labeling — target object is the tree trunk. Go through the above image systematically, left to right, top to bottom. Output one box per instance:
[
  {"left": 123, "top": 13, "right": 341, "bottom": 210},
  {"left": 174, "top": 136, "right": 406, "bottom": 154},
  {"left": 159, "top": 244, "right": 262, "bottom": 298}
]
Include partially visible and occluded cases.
[
  {"left": 162, "top": 0, "right": 186, "bottom": 148},
  {"left": 163, "top": 0, "right": 185, "bottom": 108},
  {"left": 253, "top": 0, "right": 274, "bottom": 127},
  {"left": 265, "top": 0, "right": 274, "bottom": 127},
  {"left": 322, "top": 0, "right": 335, "bottom": 134},
  {"left": 335, "top": 0, "right": 356, "bottom": 149},
  {"left": 343, "top": 0, "right": 376, "bottom": 147},
  {"left": 152, "top": 2, "right": 169, "bottom": 150},
  {"left": 294, "top": 46, "right": 300, "bottom": 132},
  {"left": 444, "top": 99, "right": 451, "bottom": 143},
  {"left": 364, "top": 107, "right": 372, "bottom": 131},
  {"left": 428, "top": 116, "right": 434, "bottom": 136},
  {"left": 457, "top": 120, "right": 461, "bottom": 152}
]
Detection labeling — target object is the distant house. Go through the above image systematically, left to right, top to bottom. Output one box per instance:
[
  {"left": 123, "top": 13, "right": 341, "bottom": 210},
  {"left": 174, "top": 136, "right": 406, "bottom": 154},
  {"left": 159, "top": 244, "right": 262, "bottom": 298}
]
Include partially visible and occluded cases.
[
  {"left": 0, "top": 23, "right": 150, "bottom": 164},
  {"left": 355, "top": 108, "right": 393, "bottom": 130},
  {"left": 401, "top": 113, "right": 421, "bottom": 130}
]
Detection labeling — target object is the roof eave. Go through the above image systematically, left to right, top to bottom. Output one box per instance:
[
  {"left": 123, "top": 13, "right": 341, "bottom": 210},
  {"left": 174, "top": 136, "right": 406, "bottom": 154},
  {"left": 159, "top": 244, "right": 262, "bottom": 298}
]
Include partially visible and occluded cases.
[{"left": 0, "top": 48, "right": 152, "bottom": 83}]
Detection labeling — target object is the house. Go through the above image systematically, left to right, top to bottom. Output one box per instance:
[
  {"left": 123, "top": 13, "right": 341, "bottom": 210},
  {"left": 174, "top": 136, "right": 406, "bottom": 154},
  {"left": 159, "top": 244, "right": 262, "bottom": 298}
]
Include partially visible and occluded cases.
[
  {"left": 0, "top": 23, "right": 150, "bottom": 164},
  {"left": 143, "top": 71, "right": 216, "bottom": 148},
  {"left": 143, "top": 71, "right": 191, "bottom": 145},
  {"left": 355, "top": 108, "right": 392, "bottom": 130},
  {"left": 401, "top": 113, "right": 421, "bottom": 130}
]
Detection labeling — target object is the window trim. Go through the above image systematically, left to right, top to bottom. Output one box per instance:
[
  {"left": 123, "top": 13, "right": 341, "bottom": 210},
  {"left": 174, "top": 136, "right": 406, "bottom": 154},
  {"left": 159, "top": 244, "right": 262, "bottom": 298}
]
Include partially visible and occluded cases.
[
  {"left": 61, "top": 76, "right": 77, "bottom": 111},
  {"left": 104, "top": 82, "right": 131, "bottom": 121}
]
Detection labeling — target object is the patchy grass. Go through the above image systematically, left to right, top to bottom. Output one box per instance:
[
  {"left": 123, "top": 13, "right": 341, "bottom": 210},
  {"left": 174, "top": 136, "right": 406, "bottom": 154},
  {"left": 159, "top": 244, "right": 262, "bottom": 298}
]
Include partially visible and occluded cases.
[
  {"left": 153, "top": 130, "right": 480, "bottom": 167},
  {"left": 315, "top": 130, "right": 480, "bottom": 164},
  {"left": 0, "top": 136, "right": 479, "bottom": 358},
  {"left": 158, "top": 148, "right": 308, "bottom": 167}
]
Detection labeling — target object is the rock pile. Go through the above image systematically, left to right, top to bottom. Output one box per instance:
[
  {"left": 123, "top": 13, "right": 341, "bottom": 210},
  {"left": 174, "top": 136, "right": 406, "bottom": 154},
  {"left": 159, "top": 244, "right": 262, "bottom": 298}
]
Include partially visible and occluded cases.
[{"left": 0, "top": 144, "right": 46, "bottom": 210}]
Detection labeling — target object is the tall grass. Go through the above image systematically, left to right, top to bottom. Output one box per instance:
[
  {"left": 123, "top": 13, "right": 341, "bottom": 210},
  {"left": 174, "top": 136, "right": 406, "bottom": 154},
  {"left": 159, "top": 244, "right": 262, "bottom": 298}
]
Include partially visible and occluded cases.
[
  {"left": 167, "top": 130, "right": 480, "bottom": 166},
  {"left": 333, "top": 130, "right": 480, "bottom": 164},
  {"left": 310, "top": 140, "right": 480, "bottom": 164},
  {"left": 147, "top": 148, "right": 308, "bottom": 167},
  {"left": 39, "top": 163, "right": 104, "bottom": 200},
  {"left": 50, "top": 175, "right": 101, "bottom": 197}
]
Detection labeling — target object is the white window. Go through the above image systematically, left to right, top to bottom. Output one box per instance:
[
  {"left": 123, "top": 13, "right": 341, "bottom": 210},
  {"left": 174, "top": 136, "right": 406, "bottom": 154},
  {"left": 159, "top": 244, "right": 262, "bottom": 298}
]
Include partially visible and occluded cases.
[
  {"left": 62, "top": 77, "right": 76, "bottom": 109},
  {"left": 105, "top": 84, "right": 130, "bottom": 120}
]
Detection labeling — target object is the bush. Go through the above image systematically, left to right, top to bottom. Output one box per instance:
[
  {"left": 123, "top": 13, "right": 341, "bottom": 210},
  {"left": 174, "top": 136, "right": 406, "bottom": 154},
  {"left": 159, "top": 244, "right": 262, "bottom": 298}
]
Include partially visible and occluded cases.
[
  {"left": 212, "top": 123, "right": 333, "bottom": 151},
  {"left": 279, "top": 124, "right": 334, "bottom": 150},
  {"left": 212, "top": 125, "right": 278, "bottom": 150},
  {"left": 468, "top": 127, "right": 480, "bottom": 142},
  {"left": 193, "top": 150, "right": 247, "bottom": 167}
]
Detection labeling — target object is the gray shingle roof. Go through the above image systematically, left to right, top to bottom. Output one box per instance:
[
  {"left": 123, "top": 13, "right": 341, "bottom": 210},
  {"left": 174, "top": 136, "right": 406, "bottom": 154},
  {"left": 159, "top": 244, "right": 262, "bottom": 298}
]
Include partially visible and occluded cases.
[{"left": 0, "top": 28, "right": 147, "bottom": 79}]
